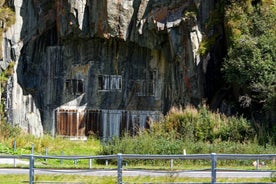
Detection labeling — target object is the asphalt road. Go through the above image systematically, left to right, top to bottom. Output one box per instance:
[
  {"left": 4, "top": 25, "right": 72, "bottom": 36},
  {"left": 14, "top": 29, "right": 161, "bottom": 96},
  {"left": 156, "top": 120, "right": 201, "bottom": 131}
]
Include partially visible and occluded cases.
[{"left": 0, "top": 168, "right": 273, "bottom": 178}]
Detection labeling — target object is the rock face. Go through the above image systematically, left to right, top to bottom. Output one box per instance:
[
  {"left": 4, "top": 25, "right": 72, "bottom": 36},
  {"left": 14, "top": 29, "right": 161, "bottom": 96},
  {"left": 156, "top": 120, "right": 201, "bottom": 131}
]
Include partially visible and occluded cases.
[{"left": 1, "top": 0, "right": 220, "bottom": 138}]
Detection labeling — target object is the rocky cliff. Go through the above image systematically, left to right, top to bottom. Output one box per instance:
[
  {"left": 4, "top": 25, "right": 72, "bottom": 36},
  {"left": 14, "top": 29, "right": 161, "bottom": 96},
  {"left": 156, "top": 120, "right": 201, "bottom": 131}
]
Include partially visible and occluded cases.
[{"left": 1, "top": 0, "right": 223, "bottom": 137}]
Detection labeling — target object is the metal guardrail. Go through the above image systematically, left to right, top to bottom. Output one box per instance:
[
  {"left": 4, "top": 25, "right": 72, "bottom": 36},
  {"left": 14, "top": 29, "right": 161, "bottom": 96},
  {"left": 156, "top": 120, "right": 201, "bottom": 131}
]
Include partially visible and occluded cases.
[
  {"left": 1, "top": 153, "right": 276, "bottom": 184},
  {"left": 0, "top": 155, "right": 25, "bottom": 167}
]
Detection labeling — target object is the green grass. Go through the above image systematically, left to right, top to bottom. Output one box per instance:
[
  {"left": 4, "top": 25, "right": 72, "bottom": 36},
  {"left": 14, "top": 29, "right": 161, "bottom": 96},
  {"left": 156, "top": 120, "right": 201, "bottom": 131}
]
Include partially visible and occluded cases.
[
  {"left": 0, "top": 109, "right": 275, "bottom": 170},
  {"left": 0, "top": 134, "right": 101, "bottom": 156},
  {"left": 0, "top": 136, "right": 275, "bottom": 183},
  {"left": 0, "top": 174, "right": 272, "bottom": 184},
  {"left": 0, "top": 174, "right": 117, "bottom": 184}
]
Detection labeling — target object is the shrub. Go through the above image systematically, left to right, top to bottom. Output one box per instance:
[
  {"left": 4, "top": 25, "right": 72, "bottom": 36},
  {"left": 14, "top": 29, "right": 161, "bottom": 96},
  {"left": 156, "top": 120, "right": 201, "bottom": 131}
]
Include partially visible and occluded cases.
[
  {"left": 159, "top": 105, "right": 255, "bottom": 143},
  {"left": 100, "top": 106, "right": 262, "bottom": 157},
  {"left": 0, "top": 121, "right": 21, "bottom": 141}
]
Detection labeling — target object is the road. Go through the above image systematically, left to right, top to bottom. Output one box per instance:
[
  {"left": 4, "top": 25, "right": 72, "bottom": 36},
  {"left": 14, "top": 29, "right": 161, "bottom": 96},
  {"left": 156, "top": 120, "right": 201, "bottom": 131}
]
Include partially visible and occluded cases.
[{"left": 0, "top": 168, "right": 273, "bottom": 178}]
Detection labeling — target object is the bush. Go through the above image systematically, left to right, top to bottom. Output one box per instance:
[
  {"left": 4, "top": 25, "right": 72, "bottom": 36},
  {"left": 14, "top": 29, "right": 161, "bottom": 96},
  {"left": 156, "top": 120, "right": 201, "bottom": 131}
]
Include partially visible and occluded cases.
[
  {"left": 100, "top": 106, "right": 265, "bottom": 157},
  {"left": 159, "top": 106, "right": 255, "bottom": 143},
  {"left": 0, "top": 121, "right": 21, "bottom": 141}
]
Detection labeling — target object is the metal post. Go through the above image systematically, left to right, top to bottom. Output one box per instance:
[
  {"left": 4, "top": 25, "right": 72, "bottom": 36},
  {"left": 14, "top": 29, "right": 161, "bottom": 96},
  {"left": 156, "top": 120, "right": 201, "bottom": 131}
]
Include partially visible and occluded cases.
[
  {"left": 52, "top": 108, "right": 57, "bottom": 137},
  {"left": 14, "top": 140, "right": 16, "bottom": 152},
  {"left": 14, "top": 140, "right": 17, "bottom": 167},
  {"left": 31, "top": 144, "right": 34, "bottom": 154},
  {"left": 45, "top": 147, "right": 48, "bottom": 162},
  {"left": 60, "top": 151, "right": 64, "bottom": 165},
  {"left": 117, "top": 153, "right": 123, "bottom": 184},
  {"left": 211, "top": 153, "right": 217, "bottom": 184},
  {"left": 29, "top": 154, "right": 34, "bottom": 184},
  {"left": 13, "top": 156, "right": 16, "bottom": 168},
  {"left": 89, "top": 159, "right": 92, "bottom": 169},
  {"left": 170, "top": 159, "right": 174, "bottom": 170}
]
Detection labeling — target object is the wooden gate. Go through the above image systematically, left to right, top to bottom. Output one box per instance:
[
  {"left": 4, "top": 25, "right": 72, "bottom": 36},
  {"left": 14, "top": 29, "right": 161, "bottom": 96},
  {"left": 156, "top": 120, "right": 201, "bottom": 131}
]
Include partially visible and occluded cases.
[
  {"left": 56, "top": 108, "right": 161, "bottom": 138},
  {"left": 56, "top": 109, "right": 85, "bottom": 137}
]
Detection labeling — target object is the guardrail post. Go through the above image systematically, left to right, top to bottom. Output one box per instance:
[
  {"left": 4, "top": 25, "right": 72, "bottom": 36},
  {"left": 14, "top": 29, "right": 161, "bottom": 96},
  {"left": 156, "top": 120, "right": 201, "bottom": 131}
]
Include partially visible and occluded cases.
[
  {"left": 13, "top": 140, "right": 17, "bottom": 167},
  {"left": 14, "top": 140, "right": 16, "bottom": 152},
  {"left": 31, "top": 144, "right": 34, "bottom": 154},
  {"left": 45, "top": 147, "right": 48, "bottom": 162},
  {"left": 60, "top": 151, "right": 64, "bottom": 165},
  {"left": 117, "top": 153, "right": 123, "bottom": 184},
  {"left": 211, "top": 153, "right": 217, "bottom": 184},
  {"left": 29, "top": 154, "right": 34, "bottom": 184},
  {"left": 13, "top": 157, "right": 16, "bottom": 168},
  {"left": 89, "top": 159, "right": 92, "bottom": 169},
  {"left": 170, "top": 159, "right": 174, "bottom": 170}
]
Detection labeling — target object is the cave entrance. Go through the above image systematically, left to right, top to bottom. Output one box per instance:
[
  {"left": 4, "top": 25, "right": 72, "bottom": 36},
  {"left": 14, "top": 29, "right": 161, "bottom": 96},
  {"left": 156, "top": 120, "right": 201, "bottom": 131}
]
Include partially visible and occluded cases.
[{"left": 55, "top": 108, "right": 161, "bottom": 140}]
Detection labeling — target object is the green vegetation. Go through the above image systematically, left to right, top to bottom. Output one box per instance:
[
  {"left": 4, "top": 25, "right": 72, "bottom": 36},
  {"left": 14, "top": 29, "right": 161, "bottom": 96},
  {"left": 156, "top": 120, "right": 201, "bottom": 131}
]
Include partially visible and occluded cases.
[
  {"left": 198, "top": 0, "right": 225, "bottom": 56},
  {"left": 199, "top": 0, "right": 276, "bottom": 144},
  {"left": 222, "top": 0, "right": 276, "bottom": 145},
  {"left": 0, "top": 2, "right": 15, "bottom": 59},
  {"left": 0, "top": 2, "right": 15, "bottom": 120},
  {"left": 198, "top": 34, "right": 220, "bottom": 56},
  {"left": 0, "top": 61, "right": 15, "bottom": 119},
  {"left": 0, "top": 106, "right": 275, "bottom": 182},
  {"left": 1, "top": 106, "right": 275, "bottom": 156},
  {"left": 1, "top": 106, "right": 275, "bottom": 160},
  {"left": 99, "top": 106, "right": 275, "bottom": 171},
  {"left": 101, "top": 106, "right": 275, "bottom": 156},
  {"left": 0, "top": 134, "right": 101, "bottom": 156},
  {"left": 0, "top": 134, "right": 102, "bottom": 169},
  {"left": 271, "top": 172, "right": 276, "bottom": 182},
  {"left": 0, "top": 174, "right": 272, "bottom": 184},
  {"left": 0, "top": 175, "right": 117, "bottom": 184}
]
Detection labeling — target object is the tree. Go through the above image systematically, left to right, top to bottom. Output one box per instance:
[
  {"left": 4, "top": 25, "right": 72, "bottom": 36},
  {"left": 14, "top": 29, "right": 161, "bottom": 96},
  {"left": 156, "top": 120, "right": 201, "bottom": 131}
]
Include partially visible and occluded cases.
[{"left": 222, "top": 0, "right": 276, "bottom": 143}]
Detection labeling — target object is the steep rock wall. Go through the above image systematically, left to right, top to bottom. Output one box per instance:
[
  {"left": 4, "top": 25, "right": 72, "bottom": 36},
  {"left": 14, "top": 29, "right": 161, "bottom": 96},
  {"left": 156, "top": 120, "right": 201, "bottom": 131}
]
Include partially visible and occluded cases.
[{"left": 1, "top": 0, "right": 220, "bottom": 136}]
